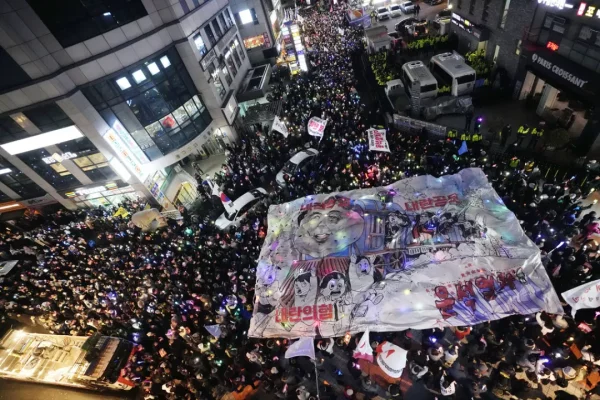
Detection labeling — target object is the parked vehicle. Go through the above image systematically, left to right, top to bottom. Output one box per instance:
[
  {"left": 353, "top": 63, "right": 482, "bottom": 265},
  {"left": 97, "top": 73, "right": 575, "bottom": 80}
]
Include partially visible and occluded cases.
[
  {"left": 400, "top": 1, "right": 415, "bottom": 13},
  {"left": 389, "top": 4, "right": 402, "bottom": 17},
  {"left": 376, "top": 6, "right": 391, "bottom": 20},
  {"left": 276, "top": 148, "right": 319, "bottom": 186},
  {"left": 215, "top": 188, "right": 267, "bottom": 230}
]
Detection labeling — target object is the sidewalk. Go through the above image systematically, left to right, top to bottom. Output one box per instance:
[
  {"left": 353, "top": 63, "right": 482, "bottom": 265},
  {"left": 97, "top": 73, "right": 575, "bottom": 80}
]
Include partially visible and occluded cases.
[{"left": 183, "top": 153, "right": 226, "bottom": 182}]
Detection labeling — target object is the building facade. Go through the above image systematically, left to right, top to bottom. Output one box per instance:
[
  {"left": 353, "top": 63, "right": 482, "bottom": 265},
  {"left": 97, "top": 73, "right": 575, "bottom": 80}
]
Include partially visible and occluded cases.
[
  {"left": 0, "top": 0, "right": 251, "bottom": 210},
  {"left": 229, "top": 0, "right": 281, "bottom": 65},
  {"left": 449, "top": 0, "right": 537, "bottom": 81},
  {"left": 516, "top": 0, "right": 600, "bottom": 155}
]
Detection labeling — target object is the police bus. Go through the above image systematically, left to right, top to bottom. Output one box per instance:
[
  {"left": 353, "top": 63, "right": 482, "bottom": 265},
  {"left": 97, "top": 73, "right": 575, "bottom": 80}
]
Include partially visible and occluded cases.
[
  {"left": 429, "top": 52, "right": 476, "bottom": 96},
  {"left": 401, "top": 61, "right": 439, "bottom": 100},
  {"left": 0, "top": 329, "right": 135, "bottom": 391}
]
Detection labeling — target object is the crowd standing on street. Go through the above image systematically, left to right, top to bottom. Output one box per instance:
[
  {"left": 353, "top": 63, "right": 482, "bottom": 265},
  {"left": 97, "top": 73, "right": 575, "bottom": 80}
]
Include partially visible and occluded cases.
[{"left": 3, "top": 5, "right": 600, "bottom": 400}]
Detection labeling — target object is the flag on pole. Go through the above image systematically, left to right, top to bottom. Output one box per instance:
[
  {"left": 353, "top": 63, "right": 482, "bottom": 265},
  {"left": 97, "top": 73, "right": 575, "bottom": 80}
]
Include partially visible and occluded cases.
[
  {"left": 271, "top": 116, "right": 289, "bottom": 138},
  {"left": 458, "top": 140, "right": 468, "bottom": 155},
  {"left": 204, "top": 324, "right": 222, "bottom": 339},
  {"left": 353, "top": 327, "right": 374, "bottom": 362},
  {"left": 285, "top": 337, "right": 315, "bottom": 360}
]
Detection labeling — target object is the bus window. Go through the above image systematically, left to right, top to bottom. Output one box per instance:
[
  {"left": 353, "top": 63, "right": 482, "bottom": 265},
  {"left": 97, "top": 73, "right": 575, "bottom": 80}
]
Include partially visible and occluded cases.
[
  {"left": 431, "top": 62, "right": 452, "bottom": 86},
  {"left": 456, "top": 73, "right": 476, "bottom": 84},
  {"left": 421, "top": 83, "right": 437, "bottom": 93}
]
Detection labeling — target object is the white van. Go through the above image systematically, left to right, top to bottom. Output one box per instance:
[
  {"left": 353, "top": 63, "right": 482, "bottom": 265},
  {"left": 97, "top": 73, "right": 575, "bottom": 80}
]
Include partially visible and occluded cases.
[
  {"left": 429, "top": 52, "right": 476, "bottom": 96},
  {"left": 402, "top": 61, "right": 438, "bottom": 100}
]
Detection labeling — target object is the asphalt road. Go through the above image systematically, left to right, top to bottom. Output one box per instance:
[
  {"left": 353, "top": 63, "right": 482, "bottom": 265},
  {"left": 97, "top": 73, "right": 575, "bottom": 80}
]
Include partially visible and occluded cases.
[{"left": 370, "top": 0, "right": 450, "bottom": 33}]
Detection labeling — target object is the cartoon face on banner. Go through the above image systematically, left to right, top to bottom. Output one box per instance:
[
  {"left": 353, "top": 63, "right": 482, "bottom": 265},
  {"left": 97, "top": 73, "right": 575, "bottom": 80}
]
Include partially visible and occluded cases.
[
  {"left": 248, "top": 168, "right": 564, "bottom": 339},
  {"left": 294, "top": 196, "right": 364, "bottom": 258}
]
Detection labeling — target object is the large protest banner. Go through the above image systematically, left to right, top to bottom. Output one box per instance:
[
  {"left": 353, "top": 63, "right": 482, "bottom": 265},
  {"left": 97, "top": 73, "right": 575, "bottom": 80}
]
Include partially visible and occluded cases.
[{"left": 249, "top": 168, "right": 563, "bottom": 338}]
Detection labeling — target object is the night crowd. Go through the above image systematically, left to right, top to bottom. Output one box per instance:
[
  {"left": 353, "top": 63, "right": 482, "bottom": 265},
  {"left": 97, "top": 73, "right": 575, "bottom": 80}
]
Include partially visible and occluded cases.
[{"left": 3, "top": 5, "right": 600, "bottom": 400}]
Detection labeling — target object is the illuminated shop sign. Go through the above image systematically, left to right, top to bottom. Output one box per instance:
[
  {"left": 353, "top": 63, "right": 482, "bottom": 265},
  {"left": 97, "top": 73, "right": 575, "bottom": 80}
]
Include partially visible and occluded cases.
[
  {"left": 538, "top": 0, "right": 574, "bottom": 9},
  {"left": 577, "top": 2, "right": 600, "bottom": 17},
  {"left": 546, "top": 41, "right": 560, "bottom": 51},
  {"left": 531, "top": 53, "right": 588, "bottom": 88},
  {"left": 42, "top": 152, "right": 77, "bottom": 164},
  {"left": 66, "top": 182, "right": 118, "bottom": 197}
]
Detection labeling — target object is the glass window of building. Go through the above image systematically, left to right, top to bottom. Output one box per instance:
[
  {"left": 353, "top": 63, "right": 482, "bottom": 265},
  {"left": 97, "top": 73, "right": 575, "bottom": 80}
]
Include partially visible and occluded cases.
[
  {"left": 28, "top": 0, "right": 147, "bottom": 48},
  {"left": 223, "top": 10, "right": 234, "bottom": 28},
  {"left": 218, "top": 13, "right": 229, "bottom": 31},
  {"left": 212, "top": 19, "right": 223, "bottom": 38},
  {"left": 205, "top": 25, "right": 217, "bottom": 46},
  {"left": 194, "top": 34, "right": 208, "bottom": 56},
  {"left": 235, "top": 36, "right": 246, "bottom": 60},
  {"left": 229, "top": 41, "right": 242, "bottom": 68},
  {"left": 82, "top": 48, "right": 213, "bottom": 161},
  {"left": 225, "top": 50, "right": 238, "bottom": 76},
  {"left": 160, "top": 56, "right": 172, "bottom": 69},
  {"left": 147, "top": 62, "right": 161, "bottom": 75},
  {"left": 222, "top": 66, "right": 233, "bottom": 85},
  {"left": 214, "top": 76, "right": 226, "bottom": 98},
  {"left": 23, "top": 103, "right": 73, "bottom": 133},
  {"left": 0, "top": 116, "right": 28, "bottom": 144},
  {"left": 57, "top": 137, "right": 117, "bottom": 182},
  {"left": 18, "top": 148, "right": 80, "bottom": 190},
  {"left": 0, "top": 160, "right": 45, "bottom": 199}
]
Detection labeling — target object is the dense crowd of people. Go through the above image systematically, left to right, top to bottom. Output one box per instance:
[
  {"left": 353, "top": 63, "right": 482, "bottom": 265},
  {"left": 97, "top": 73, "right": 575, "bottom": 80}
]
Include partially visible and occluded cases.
[{"left": 3, "top": 5, "right": 600, "bottom": 400}]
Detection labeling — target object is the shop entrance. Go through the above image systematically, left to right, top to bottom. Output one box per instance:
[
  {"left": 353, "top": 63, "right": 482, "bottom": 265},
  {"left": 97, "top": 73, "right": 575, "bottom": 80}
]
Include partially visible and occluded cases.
[
  {"left": 519, "top": 71, "right": 589, "bottom": 136},
  {"left": 174, "top": 182, "right": 197, "bottom": 207}
]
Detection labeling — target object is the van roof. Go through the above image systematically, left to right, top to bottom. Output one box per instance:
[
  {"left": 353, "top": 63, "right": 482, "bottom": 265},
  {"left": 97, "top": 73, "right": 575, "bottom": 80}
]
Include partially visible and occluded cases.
[
  {"left": 431, "top": 52, "right": 475, "bottom": 77},
  {"left": 402, "top": 61, "right": 437, "bottom": 85},
  {"left": 289, "top": 148, "right": 318, "bottom": 164}
]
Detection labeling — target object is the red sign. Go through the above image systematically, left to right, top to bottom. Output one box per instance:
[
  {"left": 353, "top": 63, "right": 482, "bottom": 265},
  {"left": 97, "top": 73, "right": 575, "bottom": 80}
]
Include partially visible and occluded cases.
[{"left": 546, "top": 41, "right": 559, "bottom": 51}]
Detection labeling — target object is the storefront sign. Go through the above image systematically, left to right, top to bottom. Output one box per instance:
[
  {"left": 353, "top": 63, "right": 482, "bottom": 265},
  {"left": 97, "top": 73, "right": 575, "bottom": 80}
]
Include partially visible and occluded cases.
[
  {"left": 538, "top": 0, "right": 574, "bottom": 9},
  {"left": 577, "top": 2, "right": 600, "bottom": 17},
  {"left": 546, "top": 41, "right": 560, "bottom": 51},
  {"left": 200, "top": 49, "right": 217, "bottom": 71},
  {"left": 531, "top": 53, "right": 588, "bottom": 88},
  {"left": 113, "top": 120, "right": 149, "bottom": 164},
  {"left": 103, "top": 128, "right": 147, "bottom": 181},
  {"left": 42, "top": 152, "right": 77, "bottom": 164},
  {"left": 72, "top": 182, "right": 118, "bottom": 197}
]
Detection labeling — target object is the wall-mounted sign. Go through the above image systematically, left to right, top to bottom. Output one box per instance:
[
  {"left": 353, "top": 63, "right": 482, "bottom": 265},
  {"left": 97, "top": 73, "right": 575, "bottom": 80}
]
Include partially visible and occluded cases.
[
  {"left": 538, "top": 0, "right": 574, "bottom": 9},
  {"left": 577, "top": 2, "right": 600, "bottom": 17},
  {"left": 547, "top": 41, "right": 560, "bottom": 51},
  {"left": 200, "top": 49, "right": 217, "bottom": 71},
  {"left": 531, "top": 53, "right": 588, "bottom": 88},
  {"left": 103, "top": 128, "right": 147, "bottom": 181},
  {"left": 42, "top": 152, "right": 77, "bottom": 164},
  {"left": 66, "top": 182, "right": 119, "bottom": 198}
]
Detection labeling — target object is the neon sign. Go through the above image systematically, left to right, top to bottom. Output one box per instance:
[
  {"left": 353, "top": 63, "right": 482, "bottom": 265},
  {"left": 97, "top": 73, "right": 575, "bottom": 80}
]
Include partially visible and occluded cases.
[
  {"left": 538, "top": 0, "right": 573, "bottom": 9},
  {"left": 578, "top": 2, "right": 600, "bottom": 17},
  {"left": 546, "top": 41, "right": 560, "bottom": 51}
]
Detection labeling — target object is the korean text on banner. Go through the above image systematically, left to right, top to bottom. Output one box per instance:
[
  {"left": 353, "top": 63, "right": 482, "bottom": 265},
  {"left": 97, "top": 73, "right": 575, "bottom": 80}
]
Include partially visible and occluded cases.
[
  {"left": 272, "top": 116, "right": 289, "bottom": 138},
  {"left": 307, "top": 117, "right": 327, "bottom": 138},
  {"left": 368, "top": 128, "right": 391, "bottom": 152},
  {"left": 248, "top": 168, "right": 563, "bottom": 338},
  {"left": 562, "top": 279, "right": 600, "bottom": 317}
]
